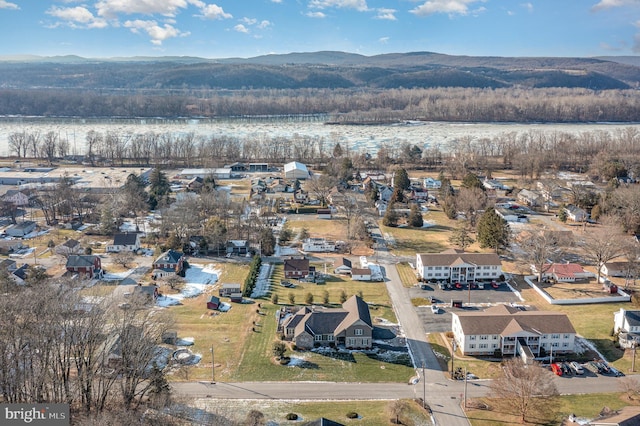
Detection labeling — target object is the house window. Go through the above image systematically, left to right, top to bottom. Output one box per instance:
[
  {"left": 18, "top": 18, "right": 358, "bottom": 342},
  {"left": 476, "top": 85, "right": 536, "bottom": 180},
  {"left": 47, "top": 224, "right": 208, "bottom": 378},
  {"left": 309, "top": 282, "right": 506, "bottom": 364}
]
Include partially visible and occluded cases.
[
  {"left": 355, "top": 329, "right": 363, "bottom": 336},
  {"left": 552, "top": 334, "right": 560, "bottom": 339},
  {"left": 563, "top": 334, "right": 570, "bottom": 339},
  {"left": 315, "top": 335, "right": 322, "bottom": 341},
  {"left": 480, "top": 335, "right": 488, "bottom": 340},
  {"left": 492, "top": 335, "right": 498, "bottom": 340},
  {"left": 469, "top": 336, "right": 476, "bottom": 340},
  {"left": 348, "top": 338, "right": 355, "bottom": 346},
  {"left": 551, "top": 342, "right": 559, "bottom": 347},
  {"left": 563, "top": 342, "right": 569, "bottom": 347},
  {"left": 479, "top": 343, "right": 488, "bottom": 349},
  {"left": 469, "top": 344, "right": 475, "bottom": 349},
  {"left": 492, "top": 344, "right": 498, "bottom": 348}
]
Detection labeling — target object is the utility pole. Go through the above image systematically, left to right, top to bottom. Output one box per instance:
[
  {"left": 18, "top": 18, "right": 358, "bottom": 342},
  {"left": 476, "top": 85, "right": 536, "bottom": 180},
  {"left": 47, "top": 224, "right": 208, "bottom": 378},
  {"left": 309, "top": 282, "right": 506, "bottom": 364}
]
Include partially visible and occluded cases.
[
  {"left": 451, "top": 340, "right": 457, "bottom": 377},
  {"left": 633, "top": 342, "right": 637, "bottom": 373},
  {"left": 210, "top": 345, "right": 215, "bottom": 384},
  {"left": 422, "top": 363, "right": 426, "bottom": 409},
  {"left": 464, "top": 367, "right": 468, "bottom": 409}
]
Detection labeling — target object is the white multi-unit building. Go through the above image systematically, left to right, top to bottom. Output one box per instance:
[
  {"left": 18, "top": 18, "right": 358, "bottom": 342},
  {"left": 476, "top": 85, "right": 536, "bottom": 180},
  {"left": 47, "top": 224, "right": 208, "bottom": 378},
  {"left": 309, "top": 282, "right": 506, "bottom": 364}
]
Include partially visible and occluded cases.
[
  {"left": 302, "top": 238, "right": 336, "bottom": 253},
  {"left": 415, "top": 249, "right": 502, "bottom": 282},
  {"left": 452, "top": 305, "right": 577, "bottom": 359}
]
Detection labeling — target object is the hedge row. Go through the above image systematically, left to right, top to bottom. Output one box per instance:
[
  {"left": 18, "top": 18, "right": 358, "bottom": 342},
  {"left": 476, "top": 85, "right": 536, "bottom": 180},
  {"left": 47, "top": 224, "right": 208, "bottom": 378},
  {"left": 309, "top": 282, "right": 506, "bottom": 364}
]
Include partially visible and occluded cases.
[{"left": 243, "top": 255, "right": 262, "bottom": 297}]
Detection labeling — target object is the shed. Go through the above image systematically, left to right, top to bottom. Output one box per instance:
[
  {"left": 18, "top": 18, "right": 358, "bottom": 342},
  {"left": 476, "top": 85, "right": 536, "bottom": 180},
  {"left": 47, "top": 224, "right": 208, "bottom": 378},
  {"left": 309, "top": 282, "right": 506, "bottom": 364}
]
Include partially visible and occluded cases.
[
  {"left": 284, "top": 161, "right": 310, "bottom": 180},
  {"left": 317, "top": 208, "right": 332, "bottom": 219},
  {"left": 6, "top": 220, "right": 36, "bottom": 237},
  {"left": 351, "top": 268, "right": 372, "bottom": 281},
  {"left": 219, "top": 283, "right": 242, "bottom": 297},
  {"left": 230, "top": 293, "right": 243, "bottom": 303},
  {"left": 207, "top": 295, "right": 221, "bottom": 310}
]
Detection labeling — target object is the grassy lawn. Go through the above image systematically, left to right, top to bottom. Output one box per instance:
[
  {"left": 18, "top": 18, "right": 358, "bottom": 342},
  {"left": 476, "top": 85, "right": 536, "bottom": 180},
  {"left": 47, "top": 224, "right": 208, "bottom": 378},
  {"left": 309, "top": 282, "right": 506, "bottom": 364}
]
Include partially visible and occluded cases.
[
  {"left": 287, "top": 217, "right": 348, "bottom": 241},
  {"left": 168, "top": 262, "right": 411, "bottom": 383},
  {"left": 396, "top": 262, "right": 419, "bottom": 288},
  {"left": 428, "top": 333, "right": 504, "bottom": 379},
  {"left": 468, "top": 393, "right": 638, "bottom": 425},
  {"left": 198, "top": 398, "right": 431, "bottom": 426}
]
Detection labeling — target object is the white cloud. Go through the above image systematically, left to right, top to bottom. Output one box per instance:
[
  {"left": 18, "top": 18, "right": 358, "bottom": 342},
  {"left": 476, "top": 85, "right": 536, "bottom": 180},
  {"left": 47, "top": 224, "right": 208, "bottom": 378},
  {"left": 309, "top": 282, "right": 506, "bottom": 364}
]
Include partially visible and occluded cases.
[
  {"left": 0, "top": 0, "right": 19, "bottom": 10},
  {"left": 95, "top": 0, "right": 196, "bottom": 19},
  {"left": 271, "top": 0, "right": 283, "bottom": 3},
  {"left": 309, "top": 0, "right": 368, "bottom": 12},
  {"left": 410, "top": 0, "right": 483, "bottom": 17},
  {"left": 592, "top": 0, "right": 634, "bottom": 12},
  {"left": 521, "top": 2, "right": 533, "bottom": 13},
  {"left": 199, "top": 4, "right": 232, "bottom": 20},
  {"left": 46, "top": 6, "right": 108, "bottom": 29},
  {"left": 375, "top": 8, "right": 397, "bottom": 20},
  {"left": 306, "top": 11, "right": 326, "bottom": 18},
  {"left": 241, "top": 17, "right": 257, "bottom": 25},
  {"left": 123, "top": 19, "right": 189, "bottom": 44},
  {"left": 257, "top": 20, "right": 272, "bottom": 29},
  {"left": 234, "top": 24, "right": 249, "bottom": 33},
  {"left": 379, "top": 36, "right": 390, "bottom": 44}
]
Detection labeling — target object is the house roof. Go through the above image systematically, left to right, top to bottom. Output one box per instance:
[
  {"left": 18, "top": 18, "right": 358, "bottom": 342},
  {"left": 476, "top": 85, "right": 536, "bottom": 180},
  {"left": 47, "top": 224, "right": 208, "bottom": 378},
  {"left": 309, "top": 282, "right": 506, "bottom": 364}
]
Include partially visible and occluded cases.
[
  {"left": 284, "top": 161, "right": 308, "bottom": 173},
  {"left": 113, "top": 232, "right": 139, "bottom": 246},
  {"left": 62, "top": 239, "right": 80, "bottom": 248},
  {"left": 154, "top": 249, "right": 183, "bottom": 265},
  {"left": 417, "top": 250, "right": 501, "bottom": 268},
  {"left": 66, "top": 255, "right": 98, "bottom": 268},
  {"left": 284, "top": 257, "right": 310, "bottom": 271},
  {"left": 0, "top": 258, "right": 16, "bottom": 269},
  {"left": 334, "top": 258, "right": 352, "bottom": 268},
  {"left": 605, "top": 262, "right": 630, "bottom": 272},
  {"left": 541, "top": 263, "right": 586, "bottom": 279},
  {"left": 12, "top": 264, "right": 28, "bottom": 280},
  {"left": 351, "top": 268, "right": 371, "bottom": 275},
  {"left": 222, "top": 283, "right": 241, "bottom": 290},
  {"left": 133, "top": 285, "right": 158, "bottom": 296},
  {"left": 335, "top": 295, "right": 372, "bottom": 336},
  {"left": 208, "top": 296, "right": 220, "bottom": 304},
  {"left": 454, "top": 305, "right": 576, "bottom": 336},
  {"left": 300, "top": 310, "right": 349, "bottom": 336},
  {"left": 622, "top": 310, "right": 640, "bottom": 328},
  {"left": 301, "top": 418, "right": 345, "bottom": 426}
]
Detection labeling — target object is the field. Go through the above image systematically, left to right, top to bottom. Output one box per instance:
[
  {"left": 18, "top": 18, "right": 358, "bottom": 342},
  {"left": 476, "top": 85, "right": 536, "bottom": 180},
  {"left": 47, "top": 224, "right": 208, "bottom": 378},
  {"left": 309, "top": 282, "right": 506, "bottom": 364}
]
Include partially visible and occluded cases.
[
  {"left": 167, "top": 262, "right": 412, "bottom": 383},
  {"left": 537, "top": 278, "right": 623, "bottom": 301},
  {"left": 467, "top": 393, "right": 640, "bottom": 425},
  {"left": 194, "top": 398, "right": 432, "bottom": 426}
]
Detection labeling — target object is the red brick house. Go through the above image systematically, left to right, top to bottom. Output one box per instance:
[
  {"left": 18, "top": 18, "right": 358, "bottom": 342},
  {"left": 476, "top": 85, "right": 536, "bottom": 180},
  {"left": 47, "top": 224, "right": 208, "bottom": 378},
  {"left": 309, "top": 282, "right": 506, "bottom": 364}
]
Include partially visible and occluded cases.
[
  {"left": 152, "top": 250, "right": 185, "bottom": 279},
  {"left": 66, "top": 255, "right": 102, "bottom": 279},
  {"left": 284, "top": 257, "right": 314, "bottom": 279}
]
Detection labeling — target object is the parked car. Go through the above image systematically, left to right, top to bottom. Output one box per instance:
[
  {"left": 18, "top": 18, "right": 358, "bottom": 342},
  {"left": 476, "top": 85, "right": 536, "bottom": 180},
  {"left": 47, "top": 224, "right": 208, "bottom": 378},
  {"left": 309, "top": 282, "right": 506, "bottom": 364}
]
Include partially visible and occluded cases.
[
  {"left": 491, "top": 281, "right": 500, "bottom": 289},
  {"left": 438, "top": 282, "right": 447, "bottom": 290},
  {"left": 454, "top": 282, "right": 463, "bottom": 289},
  {"left": 469, "top": 282, "right": 478, "bottom": 289},
  {"left": 427, "top": 295, "right": 437, "bottom": 303},
  {"left": 431, "top": 304, "right": 439, "bottom": 314},
  {"left": 570, "top": 361, "right": 584, "bottom": 375},
  {"left": 587, "top": 361, "right": 603, "bottom": 374},
  {"left": 596, "top": 361, "right": 610, "bottom": 374},
  {"left": 561, "top": 362, "right": 572, "bottom": 376},
  {"left": 550, "top": 363, "right": 563, "bottom": 376},
  {"left": 609, "top": 366, "right": 625, "bottom": 377}
]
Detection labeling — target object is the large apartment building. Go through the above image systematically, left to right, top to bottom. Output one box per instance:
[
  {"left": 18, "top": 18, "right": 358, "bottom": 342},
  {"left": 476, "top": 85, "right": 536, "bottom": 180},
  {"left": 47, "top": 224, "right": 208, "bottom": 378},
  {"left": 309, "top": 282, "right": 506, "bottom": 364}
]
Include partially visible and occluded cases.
[{"left": 415, "top": 249, "right": 502, "bottom": 282}]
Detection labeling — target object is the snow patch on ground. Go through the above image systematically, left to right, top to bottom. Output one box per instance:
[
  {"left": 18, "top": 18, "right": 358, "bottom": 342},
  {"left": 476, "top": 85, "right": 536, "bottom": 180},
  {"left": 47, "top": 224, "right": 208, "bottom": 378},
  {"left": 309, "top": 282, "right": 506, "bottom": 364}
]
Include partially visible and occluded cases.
[
  {"left": 422, "top": 220, "right": 436, "bottom": 228},
  {"left": 156, "top": 264, "right": 221, "bottom": 307},
  {"left": 102, "top": 270, "right": 132, "bottom": 281},
  {"left": 176, "top": 337, "right": 194, "bottom": 346},
  {"left": 286, "top": 356, "right": 307, "bottom": 367}
]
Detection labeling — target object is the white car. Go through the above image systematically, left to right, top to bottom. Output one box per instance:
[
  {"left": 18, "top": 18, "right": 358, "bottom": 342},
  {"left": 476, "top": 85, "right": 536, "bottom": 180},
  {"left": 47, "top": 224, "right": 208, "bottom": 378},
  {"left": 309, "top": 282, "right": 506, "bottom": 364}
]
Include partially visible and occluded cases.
[{"left": 431, "top": 304, "right": 439, "bottom": 314}]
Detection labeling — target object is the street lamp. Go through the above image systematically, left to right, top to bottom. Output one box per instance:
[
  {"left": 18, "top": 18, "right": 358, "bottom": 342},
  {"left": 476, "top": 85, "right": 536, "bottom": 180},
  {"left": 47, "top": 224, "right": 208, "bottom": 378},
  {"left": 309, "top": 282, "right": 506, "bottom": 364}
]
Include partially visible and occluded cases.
[{"left": 210, "top": 345, "right": 216, "bottom": 384}]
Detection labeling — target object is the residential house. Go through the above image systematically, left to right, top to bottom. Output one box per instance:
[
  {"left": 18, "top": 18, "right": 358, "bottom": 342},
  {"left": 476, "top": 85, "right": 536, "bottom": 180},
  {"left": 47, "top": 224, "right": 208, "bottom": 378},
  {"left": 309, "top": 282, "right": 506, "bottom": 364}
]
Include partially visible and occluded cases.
[
  {"left": 284, "top": 161, "right": 310, "bottom": 180},
  {"left": 224, "top": 162, "right": 246, "bottom": 172},
  {"left": 186, "top": 176, "right": 204, "bottom": 191},
  {"left": 423, "top": 177, "right": 442, "bottom": 189},
  {"left": 268, "top": 178, "right": 289, "bottom": 193},
  {"left": 483, "top": 179, "right": 510, "bottom": 191},
  {"left": 378, "top": 186, "right": 393, "bottom": 202},
  {"left": 327, "top": 187, "right": 346, "bottom": 205},
  {"left": 410, "top": 187, "right": 429, "bottom": 201},
  {"left": 294, "top": 189, "right": 308, "bottom": 204},
  {"left": 517, "top": 189, "right": 544, "bottom": 208},
  {"left": 2, "top": 190, "right": 29, "bottom": 206},
  {"left": 564, "top": 204, "right": 588, "bottom": 222},
  {"left": 496, "top": 208, "right": 528, "bottom": 223},
  {"left": 6, "top": 220, "right": 36, "bottom": 237},
  {"left": 106, "top": 232, "right": 141, "bottom": 253},
  {"left": 302, "top": 238, "right": 336, "bottom": 253},
  {"left": 55, "top": 239, "right": 83, "bottom": 256},
  {"left": 0, "top": 240, "right": 25, "bottom": 255},
  {"left": 226, "top": 240, "right": 250, "bottom": 256},
  {"left": 415, "top": 249, "right": 502, "bottom": 282},
  {"left": 152, "top": 250, "right": 185, "bottom": 279},
  {"left": 66, "top": 255, "right": 102, "bottom": 279},
  {"left": 284, "top": 257, "right": 315, "bottom": 279},
  {"left": 0, "top": 258, "right": 17, "bottom": 273},
  {"left": 334, "top": 258, "right": 352, "bottom": 275},
  {"left": 601, "top": 262, "right": 633, "bottom": 278},
  {"left": 533, "top": 263, "right": 594, "bottom": 282},
  {"left": 11, "top": 264, "right": 29, "bottom": 285},
  {"left": 351, "top": 268, "right": 372, "bottom": 281},
  {"left": 219, "top": 283, "right": 242, "bottom": 297},
  {"left": 132, "top": 284, "right": 159, "bottom": 303},
  {"left": 207, "top": 295, "right": 221, "bottom": 310},
  {"left": 281, "top": 295, "right": 373, "bottom": 350},
  {"left": 452, "top": 305, "right": 577, "bottom": 358},
  {"left": 614, "top": 308, "right": 640, "bottom": 348},
  {"left": 587, "top": 406, "right": 640, "bottom": 426}
]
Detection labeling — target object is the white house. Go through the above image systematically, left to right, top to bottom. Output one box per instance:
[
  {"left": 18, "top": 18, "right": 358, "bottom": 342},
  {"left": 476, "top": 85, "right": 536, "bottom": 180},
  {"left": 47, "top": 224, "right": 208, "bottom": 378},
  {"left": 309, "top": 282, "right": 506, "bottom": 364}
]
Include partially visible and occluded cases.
[
  {"left": 283, "top": 161, "right": 310, "bottom": 180},
  {"left": 179, "top": 168, "right": 232, "bottom": 180},
  {"left": 423, "top": 177, "right": 442, "bottom": 189},
  {"left": 517, "top": 189, "right": 544, "bottom": 207},
  {"left": 2, "top": 190, "right": 29, "bottom": 206},
  {"left": 564, "top": 205, "right": 588, "bottom": 222},
  {"left": 106, "top": 233, "right": 141, "bottom": 253},
  {"left": 302, "top": 238, "right": 336, "bottom": 253},
  {"left": 55, "top": 239, "right": 83, "bottom": 256},
  {"left": 415, "top": 249, "right": 502, "bottom": 282},
  {"left": 334, "top": 257, "right": 352, "bottom": 275},
  {"left": 601, "top": 262, "right": 633, "bottom": 278},
  {"left": 532, "top": 263, "right": 595, "bottom": 282},
  {"left": 351, "top": 268, "right": 372, "bottom": 281},
  {"left": 452, "top": 305, "right": 576, "bottom": 358},
  {"left": 614, "top": 308, "right": 640, "bottom": 348}
]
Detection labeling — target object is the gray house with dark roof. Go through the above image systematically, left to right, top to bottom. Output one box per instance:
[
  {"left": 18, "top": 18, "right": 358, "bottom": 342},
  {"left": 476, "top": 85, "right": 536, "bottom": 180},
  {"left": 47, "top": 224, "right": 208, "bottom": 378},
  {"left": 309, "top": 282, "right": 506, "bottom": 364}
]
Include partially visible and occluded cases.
[
  {"left": 106, "top": 232, "right": 141, "bottom": 253},
  {"left": 281, "top": 295, "right": 372, "bottom": 350},
  {"left": 452, "top": 305, "right": 576, "bottom": 358}
]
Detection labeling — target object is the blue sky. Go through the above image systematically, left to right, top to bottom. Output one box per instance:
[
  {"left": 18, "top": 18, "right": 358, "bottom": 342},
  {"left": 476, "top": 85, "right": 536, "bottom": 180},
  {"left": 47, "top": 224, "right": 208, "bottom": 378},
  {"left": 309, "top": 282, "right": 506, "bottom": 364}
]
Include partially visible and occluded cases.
[{"left": 1, "top": 0, "right": 640, "bottom": 59}]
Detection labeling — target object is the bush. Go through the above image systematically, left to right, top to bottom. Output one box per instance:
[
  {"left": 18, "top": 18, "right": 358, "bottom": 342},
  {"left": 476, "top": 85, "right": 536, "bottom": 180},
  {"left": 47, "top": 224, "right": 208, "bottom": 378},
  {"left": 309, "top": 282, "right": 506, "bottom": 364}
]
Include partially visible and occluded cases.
[
  {"left": 279, "top": 357, "right": 290, "bottom": 365},
  {"left": 346, "top": 412, "right": 358, "bottom": 419},
  {"left": 285, "top": 413, "right": 298, "bottom": 420}
]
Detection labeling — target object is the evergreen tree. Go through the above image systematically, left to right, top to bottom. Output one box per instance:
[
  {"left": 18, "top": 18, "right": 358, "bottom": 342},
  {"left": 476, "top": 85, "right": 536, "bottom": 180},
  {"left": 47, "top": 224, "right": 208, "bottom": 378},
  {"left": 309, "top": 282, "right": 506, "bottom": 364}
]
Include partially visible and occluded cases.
[
  {"left": 332, "top": 143, "right": 344, "bottom": 158},
  {"left": 148, "top": 168, "right": 170, "bottom": 209},
  {"left": 393, "top": 168, "right": 411, "bottom": 191},
  {"left": 461, "top": 172, "right": 485, "bottom": 190},
  {"left": 390, "top": 187, "right": 404, "bottom": 203},
  {"left": 382, "top": 202, "right": 398, "bottom": 227},
  {"left": 408, "top": 204, "right": 424, "bottom": 227},
  {"left": 558, "top": 205, "right": 568, "bottom": 223},
  {"left": 99, "top": 207, "right": 116, "bottom": 235},
  {"left": 476, "top": 208, "right": 510, "bottom": 253},
  {"left": 449, "top": 225, "right": 475, "bottom": 250},
  {"left": 259, "top": 227, "right": 276, "bottom": 256},
  {"left": 339, "top": 290, "right": 347, "bottom": 304},
  {"left": 305, "top": 292, "right": 314, "bottom": 305},
  {"left": 148, "top": 362, "right": 171, "bottom": 408}
]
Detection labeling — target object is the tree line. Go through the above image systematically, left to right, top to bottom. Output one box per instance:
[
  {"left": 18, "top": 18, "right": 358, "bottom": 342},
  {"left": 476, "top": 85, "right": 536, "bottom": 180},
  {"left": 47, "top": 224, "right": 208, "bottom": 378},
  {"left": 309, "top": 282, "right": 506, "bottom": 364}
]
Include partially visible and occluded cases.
[{"left": 3, "top": 87, "right": 640, "bottom": 122}]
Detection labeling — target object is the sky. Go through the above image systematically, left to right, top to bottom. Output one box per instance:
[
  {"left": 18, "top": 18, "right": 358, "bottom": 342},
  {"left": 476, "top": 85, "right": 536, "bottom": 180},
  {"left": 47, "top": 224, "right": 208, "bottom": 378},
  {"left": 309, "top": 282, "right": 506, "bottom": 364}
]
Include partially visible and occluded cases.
[{"left": 2, "top": 0, "right": 640, "bottom": 59}]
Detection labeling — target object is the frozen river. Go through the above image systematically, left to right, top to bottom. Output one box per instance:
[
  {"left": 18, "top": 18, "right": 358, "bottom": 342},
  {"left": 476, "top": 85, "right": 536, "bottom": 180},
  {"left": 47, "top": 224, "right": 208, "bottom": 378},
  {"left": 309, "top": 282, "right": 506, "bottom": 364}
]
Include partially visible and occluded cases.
[{"left": 0, "top": 116, "right": 639, "bottom": 157}]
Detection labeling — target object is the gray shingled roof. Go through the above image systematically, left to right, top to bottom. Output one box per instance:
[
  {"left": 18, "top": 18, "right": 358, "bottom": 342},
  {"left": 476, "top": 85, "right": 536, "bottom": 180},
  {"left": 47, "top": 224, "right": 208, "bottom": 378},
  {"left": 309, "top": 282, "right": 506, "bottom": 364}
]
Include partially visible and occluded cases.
[
  {"left": 113, "top": 233, "right": 139, "bottom": 246},
  {"left": 417, "top": 250, "right": 501, "bottom": 267},
  {"left": 624, "top": 310, "right": 640, "bottom": 328}
]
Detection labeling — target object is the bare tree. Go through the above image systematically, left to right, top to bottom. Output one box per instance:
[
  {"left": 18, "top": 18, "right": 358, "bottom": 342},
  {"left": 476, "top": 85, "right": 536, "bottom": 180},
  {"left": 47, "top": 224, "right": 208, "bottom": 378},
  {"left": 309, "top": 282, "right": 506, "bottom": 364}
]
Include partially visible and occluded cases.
[
  {"left": 582, "top": 215, "right": 625, "bottom": 286},
  {"left": 519, "top": 228, "right": 567, "bottom": 282},
  {"left": 490, "top": 359, "right": 558, "bottom": 423}
]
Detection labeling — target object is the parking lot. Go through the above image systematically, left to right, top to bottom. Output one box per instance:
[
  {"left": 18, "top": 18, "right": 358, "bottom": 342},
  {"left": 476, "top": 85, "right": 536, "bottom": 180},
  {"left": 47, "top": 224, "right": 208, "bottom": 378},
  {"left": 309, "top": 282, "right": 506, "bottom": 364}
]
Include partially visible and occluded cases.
[{"left": 411, "top": 282, "right": 523, "bottom": 333}]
